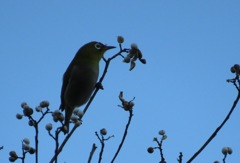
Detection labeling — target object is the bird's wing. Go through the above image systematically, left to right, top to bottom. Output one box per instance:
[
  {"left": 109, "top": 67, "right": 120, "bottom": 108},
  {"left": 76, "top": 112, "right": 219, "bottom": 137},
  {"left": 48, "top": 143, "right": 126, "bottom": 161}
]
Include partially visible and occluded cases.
[{"left": 59, "top": 64, "right": 73, "bottom": 111}]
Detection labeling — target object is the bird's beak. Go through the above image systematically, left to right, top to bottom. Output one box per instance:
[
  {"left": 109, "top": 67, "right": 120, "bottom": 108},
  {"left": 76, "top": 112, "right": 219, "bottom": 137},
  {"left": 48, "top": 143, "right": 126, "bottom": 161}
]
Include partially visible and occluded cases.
[{"left": 104, "top": 45, "right": 116, "bottom": 51}]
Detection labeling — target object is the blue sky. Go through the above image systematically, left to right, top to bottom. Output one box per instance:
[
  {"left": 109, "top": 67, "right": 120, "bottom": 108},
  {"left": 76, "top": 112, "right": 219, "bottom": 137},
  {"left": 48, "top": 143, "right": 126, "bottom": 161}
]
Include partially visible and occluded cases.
[{"left": 1, "top": 0, "right": 240, "bottom": 162}]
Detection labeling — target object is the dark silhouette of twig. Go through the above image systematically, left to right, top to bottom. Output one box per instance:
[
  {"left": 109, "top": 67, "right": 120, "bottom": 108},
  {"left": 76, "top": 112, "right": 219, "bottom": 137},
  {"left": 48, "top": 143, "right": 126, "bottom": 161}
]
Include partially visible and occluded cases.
[
  {"left": 50, "top": 48, "right": 128, "bottom": 163},
  {"left": 187, "top": 77, "right": 240, "bottom": 163},
  {"left": 28, "top": 107, "right": 51, "bottom": 163},
  {"left": 111, "top": 109, "right": 133, "bottom": 163},
  {"left": 95, "top": 131, "right": 114, "bottom": 163},
  {"left": 95, "top": 132, "right": 104, "bottom": 163},
  {"left": 155, "top": 139, "right": 166, "bottom": 163},
  {"left": 88, "top": 143, "right": 97, "bottom": 163},
  {"left": 177, "top": 152, "right": 183, "bottom": 163},
  {"left": 223, "top": 154, "right": 227, "bottom": 163}
]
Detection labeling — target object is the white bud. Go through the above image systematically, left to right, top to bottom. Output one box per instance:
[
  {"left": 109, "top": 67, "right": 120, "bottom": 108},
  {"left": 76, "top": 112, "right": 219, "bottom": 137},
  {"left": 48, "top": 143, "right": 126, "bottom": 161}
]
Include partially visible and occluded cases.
[
  {"left": 117, "top": 36, "right": 124, "bottom": 44},
  {"left": 131, "top": 43, "right": 138, "bottom": 50},
  {"left": 123, "top": 56, "right": 131, "bottom": 63},
  {"left": 40, "top": 101, "right": 49, "bottom": 108},
  {"left": 21, "top": 102, "right": 27, "bottom": 109},
  {"left": 35, "top": 106, "right": 42, "bottom": 112},
  {"left": 73, "top": 109, "right": 80, "bottom": 115},
  {"left": 52, "top": 110, "right": 61, "bottom": 116},
  {"left": 77, "top": 110, "right": 83, "bottom": 117},
  {"left": 16, "top": 113, "right": 23, "bottom": 120},
  {"left": 58, "top": 114, "right": 64, "bottom": 122},
  {"left": 71, "top": 115, "right": 78, "bottom": 122},
  {"left": 75, "top": 120, "right": 82, "bottom": 126},
  {"left": 45, "top": 123, "right": 53, "bottom": 131},
  {"left": 100, "top": 128, "right": 107, "bottom": 135},
  {"left": 158, "top": 130, "right": 165, "bottom": 135},
  {"left": 162, "top": 135, "right": 167, "bottom": 140},
  {"left": 23, "top": 138, "right": 30, "bottom": 145},
  {"left": 23, "top": 144, "right": 30, "bottom": 150},
  {"left": 29, "top": 147, "right": 35, "bottom": 154},
  {"left": 222, "top": 147, "right": 228, "bottom": 155},
  {"left": 227, "top": 147, "right": 233, "bottom": 154},
  {"left": 9, "top": 151, "right": 18, "bottom": 157},
  {"left": 9, "top": 156, "right": 17, "bottom": 162}
]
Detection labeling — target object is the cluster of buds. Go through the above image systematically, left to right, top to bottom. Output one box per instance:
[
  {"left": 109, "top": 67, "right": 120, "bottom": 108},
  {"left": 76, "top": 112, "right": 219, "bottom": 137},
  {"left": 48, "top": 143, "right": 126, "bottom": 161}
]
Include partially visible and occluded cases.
[
  {"left": 117, "top": 36, "right": 146, "bottom": 71},
  {"left": 230, "top": 64, "right": 240, "bottom": 76},
  {"left": 118, "top": 91, "right": 135, "bottom": 111},
  {"left": 17, "top": 101, "right": 50, "bottom": 120},
  {"left": 21, "top": 102, "right": 33, "bottom": 117},
  {"left": 72, "top": 109, "right": 83, "bottom": 126},
  {"left": 52, "top": 110, "right": 64, "bottom": 123},
  {"left": 147, "top": 130, "right": 167, "bottom": 154},
  {"left": 158, "top": 130, "right": 167, "bottom": 140},
  {"left": 9, "top": 138, "right": 35, "bottom": 162},
  {"left": 222, "top": 146, "right": 233, "bottom": 155},
  {"left": 9, "top": 151, "right": 18, "bottom": 162}
]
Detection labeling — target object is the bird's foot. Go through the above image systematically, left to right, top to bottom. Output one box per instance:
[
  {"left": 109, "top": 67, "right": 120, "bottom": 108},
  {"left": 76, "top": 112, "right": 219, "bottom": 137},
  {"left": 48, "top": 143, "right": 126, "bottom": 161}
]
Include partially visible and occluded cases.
[{"left": 96, "top": 82, "right": 104, "bottom": 90}]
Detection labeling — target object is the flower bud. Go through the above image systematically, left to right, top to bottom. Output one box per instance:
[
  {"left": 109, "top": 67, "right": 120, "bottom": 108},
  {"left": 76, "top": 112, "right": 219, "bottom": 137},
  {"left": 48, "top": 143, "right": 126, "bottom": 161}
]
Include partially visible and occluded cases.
[
  {"left": 117, "top": 36, "right": 124, "bottom": 44},
  {"left": 131, "top": 43, "right": 138, "bottom": 50},
  {"left": 123, "top": 56, "right": 131, "bottom": 63},
  {"left": 230, "top": 66, "right": 236, "bottom": 73},
  {"left": 40, "top": 101, "right": 49, "bottom": 108},
  {"left": 21, "top": 102, "right": 27, "bottom": 109},
  {"left": 35, "top": 106, "right": 42, "bottom": 112},
  {"left": 23, "top": 107, "right": 33, "bottom": 116},
  {"left": 73, "top": 109, "right": 80, "bottom": 115},
  {"left": 77, "top": 111, "right": 83, "bottom": 118},
  {"left": 16, "top": 113, "right": 23, "bottom": 120},
  {"left": 58, "top": 114, "right": 64, "bottom": 122},
  {"left": 71, "top": 115, "right": 78, "bottom": 122},
  {"left": 28, "top": 120, "right": 35, "bottom": 126},
  {"left": 75, "top": 120, "right": 82, "bottom": 126},
  {"left": 45, "top": 123, "right": 53, "bottom": 131},
  {"left": 100, "top": 128, "right": 107, "bottom": 135},
  {"left": 158, "top": 130, "right": 165, "bottom": 135},
  {"left": 162, "top": 135, "right": 167, "bottom": 140},
  {"left": 23, "top": 138, "right": 30, "bottom": 145},
  {"left": 23, "top": 144, "right": 30, "bottom": 150},
  {"left": 29, "top": 147, "right": 35, "bottom": 154},
  {"left": 147, "top": 147, "right": 154, "bottom": 154},
  {"left": 222, "top": 147, "right": 228, "bottom": 155},
  {"left": 227, "top": 147, "right": 233, "bottom": 154},
  {"left": 9, "top": 151, "right": 18, "bottom": 158},
  {"left": 9, "top": 156, "right": 17, "bottom": 162}
]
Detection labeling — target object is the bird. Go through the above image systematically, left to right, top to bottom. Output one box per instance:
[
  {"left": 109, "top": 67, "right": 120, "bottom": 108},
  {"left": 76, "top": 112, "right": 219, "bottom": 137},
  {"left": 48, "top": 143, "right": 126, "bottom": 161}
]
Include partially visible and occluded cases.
[{"left": 60, "top": 41, "right": 115, "bottom": 134}]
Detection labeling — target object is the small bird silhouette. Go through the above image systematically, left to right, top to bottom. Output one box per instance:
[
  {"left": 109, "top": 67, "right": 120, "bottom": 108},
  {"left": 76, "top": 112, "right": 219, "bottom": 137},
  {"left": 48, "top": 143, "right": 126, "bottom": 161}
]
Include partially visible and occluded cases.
[{"left": 60, "top": 41, "right": 115, "bottom": 133}]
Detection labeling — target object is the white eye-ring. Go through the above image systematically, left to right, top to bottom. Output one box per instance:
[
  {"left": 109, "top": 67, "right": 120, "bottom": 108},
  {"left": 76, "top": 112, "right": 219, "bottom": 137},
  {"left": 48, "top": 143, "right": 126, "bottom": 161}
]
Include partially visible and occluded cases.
[{"left": 94, "top": 43, "right": 102, "bottom": 50}]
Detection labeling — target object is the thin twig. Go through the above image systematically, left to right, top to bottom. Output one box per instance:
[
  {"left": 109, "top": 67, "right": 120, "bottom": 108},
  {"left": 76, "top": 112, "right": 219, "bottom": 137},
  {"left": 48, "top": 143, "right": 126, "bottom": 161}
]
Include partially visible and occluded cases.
[
  {"left": 186, "top": 84, "right": 240, "bottom": 162},
  {"left": 111, "top": 109, "right": 133, "bottom": 163},
  {"left": 155, "top": 139, "right": 165, "bottom": 162},
  {"left": 88, "top": 143, "right": 97, "bottom": 163},
  {"left": 177, "top": 152, "right": 183, "bottom": 163},
  {"left": 222, "top": 154, "right": 227, "bottom": 163}
]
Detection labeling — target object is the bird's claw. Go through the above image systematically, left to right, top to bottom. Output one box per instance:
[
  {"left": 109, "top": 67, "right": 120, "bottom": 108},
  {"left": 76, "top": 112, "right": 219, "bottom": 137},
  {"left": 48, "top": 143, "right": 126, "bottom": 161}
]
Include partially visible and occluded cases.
[{"left": 96, "top": 82, "right": 104, "bottom": 90}]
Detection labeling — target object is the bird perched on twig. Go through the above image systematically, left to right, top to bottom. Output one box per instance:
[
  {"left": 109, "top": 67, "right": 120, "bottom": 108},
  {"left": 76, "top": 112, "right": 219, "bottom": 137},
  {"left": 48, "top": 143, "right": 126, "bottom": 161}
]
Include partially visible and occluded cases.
[{"left": 60, "top": 41, "right": 115, "bottom": 134}]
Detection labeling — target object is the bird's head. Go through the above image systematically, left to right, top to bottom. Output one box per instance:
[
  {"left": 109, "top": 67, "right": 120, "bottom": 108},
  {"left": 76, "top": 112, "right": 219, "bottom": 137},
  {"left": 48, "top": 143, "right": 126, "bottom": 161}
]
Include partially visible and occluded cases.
[{"left": 79, "top": 41, "right": 116, "bottom": 62}]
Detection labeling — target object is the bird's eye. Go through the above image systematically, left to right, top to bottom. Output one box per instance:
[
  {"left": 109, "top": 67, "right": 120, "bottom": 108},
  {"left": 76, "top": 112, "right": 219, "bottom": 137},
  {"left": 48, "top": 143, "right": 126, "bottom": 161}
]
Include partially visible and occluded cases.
[{"left": 94, "top": 43, "right": 102, "bottom": 50}]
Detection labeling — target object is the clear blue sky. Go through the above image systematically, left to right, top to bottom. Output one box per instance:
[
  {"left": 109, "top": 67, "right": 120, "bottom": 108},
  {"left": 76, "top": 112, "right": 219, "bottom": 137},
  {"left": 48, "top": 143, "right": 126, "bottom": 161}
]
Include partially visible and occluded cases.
[{"left": 1, "top": 0, "right": 240, "bottom": 162}]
